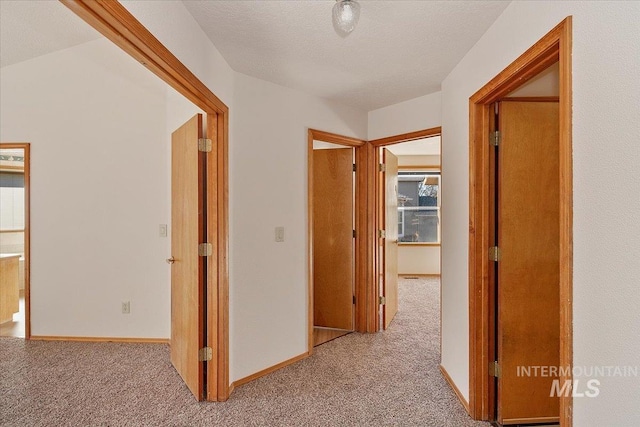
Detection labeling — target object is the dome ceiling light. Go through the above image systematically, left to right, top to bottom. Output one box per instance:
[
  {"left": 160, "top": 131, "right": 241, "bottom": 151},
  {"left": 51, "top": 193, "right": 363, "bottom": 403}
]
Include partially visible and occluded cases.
[{"left": 332, "top": 0, "right": 361, "bottom": 36}]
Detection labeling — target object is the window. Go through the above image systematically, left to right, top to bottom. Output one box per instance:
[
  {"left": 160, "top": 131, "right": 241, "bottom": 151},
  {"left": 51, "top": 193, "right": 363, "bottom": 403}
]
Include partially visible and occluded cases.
[{"left": 397, "top": 171, "right": 440, "bottom": 243}]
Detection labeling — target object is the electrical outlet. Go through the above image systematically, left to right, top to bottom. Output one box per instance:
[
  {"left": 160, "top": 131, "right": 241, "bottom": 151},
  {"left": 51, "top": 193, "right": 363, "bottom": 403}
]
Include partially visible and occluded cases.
[
  {"left": 159, "top": 224, "right": 168, "bottom": 237},
  {"left": 122, "top": 301, "right": 130, "bottom": 314}
]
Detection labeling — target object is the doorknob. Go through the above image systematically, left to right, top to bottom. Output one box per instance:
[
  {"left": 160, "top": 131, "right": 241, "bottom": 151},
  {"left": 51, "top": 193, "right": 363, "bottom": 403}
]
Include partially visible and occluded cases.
[{"left": 166, "top": 256, "right": 175, "bottom": 264}]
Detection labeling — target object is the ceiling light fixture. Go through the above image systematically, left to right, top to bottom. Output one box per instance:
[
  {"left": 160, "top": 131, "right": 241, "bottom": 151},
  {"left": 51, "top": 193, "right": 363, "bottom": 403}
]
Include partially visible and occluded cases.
[{"left": 332, "top": 0, "right": 361, "bottom": 36}]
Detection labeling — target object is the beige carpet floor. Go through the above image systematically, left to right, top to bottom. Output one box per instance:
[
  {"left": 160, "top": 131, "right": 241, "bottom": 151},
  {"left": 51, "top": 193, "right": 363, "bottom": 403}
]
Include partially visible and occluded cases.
[{"left": 0, "top": 277, "right": 490, "bottom": 426}]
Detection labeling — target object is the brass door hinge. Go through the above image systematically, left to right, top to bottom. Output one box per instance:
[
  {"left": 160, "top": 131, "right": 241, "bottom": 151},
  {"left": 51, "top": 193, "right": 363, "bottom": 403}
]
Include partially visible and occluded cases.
[
  {"left": 490, "top": 131, "right": 501, "bottom": 147},
  {"left": 198, "top": 138, "right": 212, "bottom": 152},
  {"left": 353, "top": 163, "right": 357, "bottom": 172},
  {"left": 379, "top": 164, "right": 386, "bottom": 172},
  {"left": 379, "top": 230, "right": 386, "bottom": 239},
  {"left": 198, "top": 243, "right": 213, "bottom": 257},
  {"left": 489, "top": 246, "right": 500, "bottom": 262},
  {"left": 379, "top": 296, "right": 386, "bottom": 305},
  {"left": 198, "top": 347, "right": 212, "bottom": 362},
  {"left": 489, "top": 360, "right": 501, "bottom": 378}
]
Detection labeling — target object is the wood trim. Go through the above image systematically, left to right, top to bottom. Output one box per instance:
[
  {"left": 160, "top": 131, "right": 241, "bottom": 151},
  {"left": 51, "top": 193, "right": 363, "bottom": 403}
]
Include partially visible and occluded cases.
[
  {"left": 61, "top": 0, "right": 230, "bottom": 401},
  {"left": 468, "top": 17, "right": 572, "bottom": 425},
  {"left": 558, "top": 17, "right": 574, "bottom": 427},
  {"left": 502, "top": 96, "right": 560, "bottom": 102},
  {"left": 369, "top": 127, "right": 441, "bottom": 147},
  {"left": 308, "top": 129, "right": 365, "bottom": 147},
  {"left": 307, "top": 131, "right": 315, "bottom": 353},
  {"left": 438, "top": 133, "right": 444, "bottom": 360},
  {"left": 362, "top": 142, "right": 378, "bottom": 333},
  {"left": 0, "top": 143, "right": 30, "bottom": 339},
  {"left": 398, "top": 165, "right": 441, "bottom": 170},
  {"left": 0, "top": 229, "right": 25, "bottom": 233},
  {"left": 398, "top": 242, "right": 440, "bottom": 247},
  {"left": 400, "top": 274, "right": 441, "bottom": 278},
  {"left": 30, "top": 336, "right": 170, "bottom": 344},
  {"left": 230, "top": 351, "right": 310, "bottom": 389},
  {"left": 440, "top": 364, "right": 470, "bottom": 414},
  {"left": 503, "top": 416, "right": 560, "bottom": 425}
]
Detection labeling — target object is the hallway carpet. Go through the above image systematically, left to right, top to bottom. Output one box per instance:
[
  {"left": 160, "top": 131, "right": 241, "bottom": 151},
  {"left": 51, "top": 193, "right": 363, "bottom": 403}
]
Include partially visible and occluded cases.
[{"left": 0, "top": 277, "right": 490, "bottom": 426}]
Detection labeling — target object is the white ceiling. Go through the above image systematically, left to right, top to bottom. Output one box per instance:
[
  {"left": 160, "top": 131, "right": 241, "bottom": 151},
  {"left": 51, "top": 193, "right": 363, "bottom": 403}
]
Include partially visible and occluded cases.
[
  {"left": 182, "top": 0, "right": 511, "bottom": 111},
  {"left": 0, "top": 1, "right": 102, "bottom": 68},
  {"left": 1, "top": 1, "right": 511, "bottom": 113},
  {"left": 386, "top": 136, "right": 440, "bottom": 156}
]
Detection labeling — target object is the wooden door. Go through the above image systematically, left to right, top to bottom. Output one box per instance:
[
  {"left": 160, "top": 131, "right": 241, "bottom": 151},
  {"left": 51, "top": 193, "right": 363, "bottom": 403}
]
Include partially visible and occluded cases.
[
  {"left": 496, "top": 101, "right": 560, "bottom": 424},
  {"left": 170, "top": 114, "right": 206, "bottom": 400},
  {"left": 313, "top": 148, "right": 354, "bottom": 330},
  {"left": 383, "top": 149, "right": 399, "bottom": 329}
]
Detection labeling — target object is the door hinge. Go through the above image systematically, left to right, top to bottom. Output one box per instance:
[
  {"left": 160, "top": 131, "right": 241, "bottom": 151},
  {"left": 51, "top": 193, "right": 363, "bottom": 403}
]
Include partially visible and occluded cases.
[
  {"left": 490, "top": 131, "right": 501, "bottom": 147},
  {"left": 198, "top": 138, "right": 212, "bottom": 152},
  {"left": 353, "top": 163, "right": 357, "bottom": 172},
  {"left": 379, "top": 164, "right": 386, "bottom": 172},
  {"left": 352, "top": 229, "right": 356, "bottom": 238},
  {"left": 379, "top": 229, "right": 386, "bottom": 239},
  {"left": 198, "top": 243, "right": 213, "bottom": 257},
  {"left": 489, "top": 246, "right": 500, "bottom": 262},
  {"left": 352, "top": 295, "right": 356, "bottom": 305},
  {"left": 379, "top": 296, "right": 386, "bottom": 305},
  {"left": 198, "top": 347, "right": 213, "bottom": 362},
  {"left": 489, "top": 360, "right": 501, "bottom": 378}
]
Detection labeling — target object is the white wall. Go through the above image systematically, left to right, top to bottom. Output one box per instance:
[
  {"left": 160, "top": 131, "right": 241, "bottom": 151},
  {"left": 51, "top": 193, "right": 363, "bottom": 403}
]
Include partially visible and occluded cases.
[
  {"left": 121, "top": 0, "right": 235, "bottom": 109},
  {"left": 122, "top": 1, "right": 368, "bottom": 383},
  {"left": 440, "top": 2, "right": 640, "bottom": 425},
  {"left": 0, "top": 38, "right": 172, "bottom": 338},
  {"left": 230, "top": 72, "right": 366, "bottom": 381},
  {"left": 368, "top": 91, "right": 441, "bottom": 140},
  {"left": 398, "top": 246, "right": 440, "bottom": 276}
]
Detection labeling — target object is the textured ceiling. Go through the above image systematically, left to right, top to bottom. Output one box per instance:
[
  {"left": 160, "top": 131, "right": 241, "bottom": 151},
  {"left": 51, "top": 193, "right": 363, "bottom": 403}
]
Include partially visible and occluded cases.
[
  {"left": 182, "top": 0, "right": 511, "bottom": 111},
  {"left": 0, "top": 1, "right": 102, "bottom": 68},
  {"left": 1, "top": 1, "right": 510, "bottom": 112}
]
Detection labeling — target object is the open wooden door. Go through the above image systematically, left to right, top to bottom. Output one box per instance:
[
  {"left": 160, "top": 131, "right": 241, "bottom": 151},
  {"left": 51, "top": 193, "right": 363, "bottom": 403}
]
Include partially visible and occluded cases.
[
  {"left": 496, "top": 100, "right": 560, "bottom": 424},
  {"left": 169, "top": 114, "right": 206, "bottom": 400},
  {"left": 313, "top": 148, "right": 354, "bottom": 331},
  {"left": 382, "top": 149, "right": 399, "bottom": 329}
]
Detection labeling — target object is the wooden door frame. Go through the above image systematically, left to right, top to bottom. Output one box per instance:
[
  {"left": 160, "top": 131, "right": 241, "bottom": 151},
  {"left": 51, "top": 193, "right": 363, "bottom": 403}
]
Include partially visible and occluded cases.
[
  {"left": 61, "top": 0, "right": 229, "bottom": 401},
  {"left": 468, "top": 17, "right": 572, "bottom": 424},
  {"left": 370, "top": 127, "right": 442, "bottom": 332},
  {"left": 307, "top": 129, "right": 373, "bottom": 353},
  {"left": 0, "top": 142, "right": 31, "bottom": 339}
]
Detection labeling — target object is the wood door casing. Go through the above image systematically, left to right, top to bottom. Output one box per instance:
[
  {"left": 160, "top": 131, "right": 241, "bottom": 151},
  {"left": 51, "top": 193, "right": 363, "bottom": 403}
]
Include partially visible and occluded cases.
[
  {"left": 497, "top": 101, "right": 560, "bottom": 424},
  {"left": 171, "top": 114, "right": 205, "bottom": 400},
  {"left": 313, "top": 148, "right": 354, "bottom": 330},
  {"left": 383, "top": 149, "right": 399, "bottom": 329}
]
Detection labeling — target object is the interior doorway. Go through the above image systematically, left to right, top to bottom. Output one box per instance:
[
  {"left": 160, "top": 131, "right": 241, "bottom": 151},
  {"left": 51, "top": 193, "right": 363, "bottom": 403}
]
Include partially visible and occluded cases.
[
  {"left": 468, "top": 17, "right": 572, "bottom": 426},
  {"left": 370, "top": 128, "right": 442, "bottom": 331},
  {"left": 307, "top": 129, "right": 369, "bottom": 351},
  {"left": 0, "top": 143, "right": 30, "bottom": 339}
]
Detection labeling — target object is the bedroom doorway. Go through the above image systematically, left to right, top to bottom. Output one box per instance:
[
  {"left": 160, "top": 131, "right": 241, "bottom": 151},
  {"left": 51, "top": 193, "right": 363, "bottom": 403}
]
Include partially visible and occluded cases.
[{"left": 0, "top": 143, "right": 30, "bottom": 338}]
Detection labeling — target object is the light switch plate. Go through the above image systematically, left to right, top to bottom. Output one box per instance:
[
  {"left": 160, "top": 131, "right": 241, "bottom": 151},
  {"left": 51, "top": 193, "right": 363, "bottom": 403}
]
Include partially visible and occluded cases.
[
  {"left": 159, "top": 224, "right": 168, "bottom": 237},
  {"left": 275, "top": 226, "right": 285, "bottom": 242}
]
